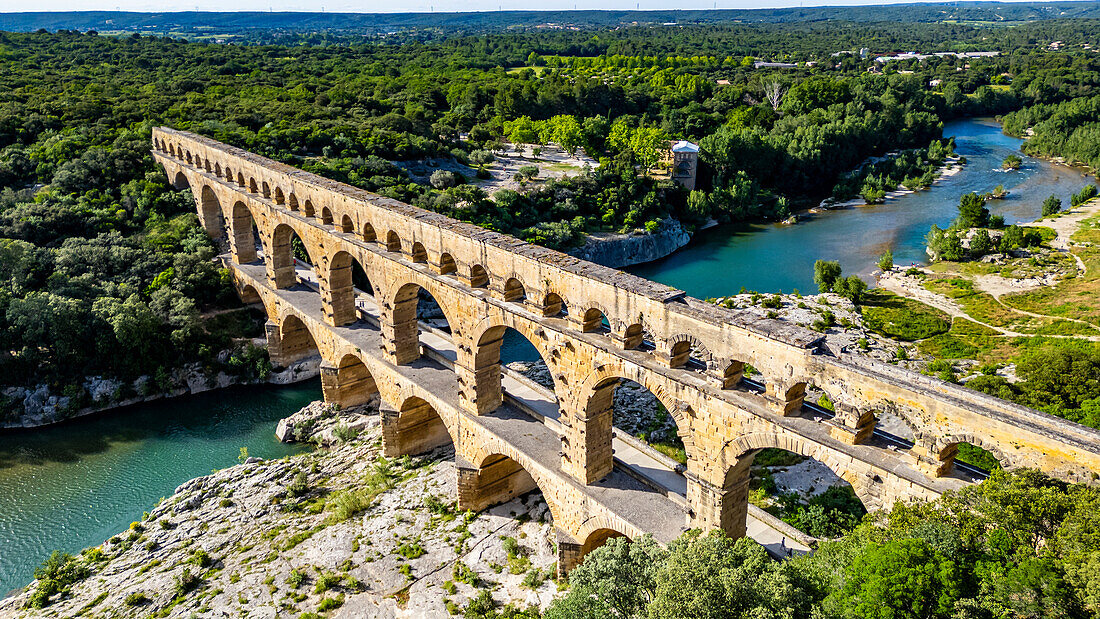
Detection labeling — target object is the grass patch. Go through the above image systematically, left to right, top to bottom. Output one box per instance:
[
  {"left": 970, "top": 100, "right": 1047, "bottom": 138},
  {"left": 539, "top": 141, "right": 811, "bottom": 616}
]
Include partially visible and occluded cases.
[{"left": 860, "top": 291, "right": 951, "bottom": 341}]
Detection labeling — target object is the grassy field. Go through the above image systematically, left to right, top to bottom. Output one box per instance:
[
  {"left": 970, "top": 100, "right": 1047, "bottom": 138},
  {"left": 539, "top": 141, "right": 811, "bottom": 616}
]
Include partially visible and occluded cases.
[
  {"left": 1000, "top": 216, "right": 1100, "bottom": 326},
  {"left": 922, "top": 276, "right": 1100, "bottom": 336},
  {"left": 859, "top": 291, "right": 951, "bottom": 341}
]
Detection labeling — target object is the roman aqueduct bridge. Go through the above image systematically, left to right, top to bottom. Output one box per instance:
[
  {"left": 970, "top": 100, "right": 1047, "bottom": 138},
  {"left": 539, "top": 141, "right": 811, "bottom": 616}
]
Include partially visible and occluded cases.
[{"left": 153, "top": 127, "right": 1100, "bottom": 573}]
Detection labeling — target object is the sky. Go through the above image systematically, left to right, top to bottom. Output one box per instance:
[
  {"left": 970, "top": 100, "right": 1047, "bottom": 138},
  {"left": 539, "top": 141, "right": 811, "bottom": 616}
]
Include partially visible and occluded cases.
[{"left": 0, "top": 0, "right": 1048, "bottom": 15}]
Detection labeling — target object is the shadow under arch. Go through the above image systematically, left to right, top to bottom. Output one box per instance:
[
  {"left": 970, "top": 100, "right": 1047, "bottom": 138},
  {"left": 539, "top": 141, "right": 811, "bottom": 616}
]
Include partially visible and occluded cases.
[
  {"left": 199, "top": 184, "right": 226, "bottom": 241},
  {"left": 229, "top": 200, "right": 258, "bottom": 264},
  {"left": 269, "top": 223, "right": 312, "bottom": 289},
  {"left": 389, "top": 280, "right": 458, "bottom": 364},
  {"left": 278, "top": 313, "right": 321, "bottom": 366},
  {"left": 470, "top": 319, "right": 562, "bottom": 416},
  {"left": 330, "top": 353, "right": 379, "bottom": 408},
  {"left": 382, "top": 395, "right": 456, "bottom": 458},
  {"left": 722, "top": 432, "right": 871, "bottom": 539},
  {"left": 458, "top": 451, "right": 562, "bottom": 527}
]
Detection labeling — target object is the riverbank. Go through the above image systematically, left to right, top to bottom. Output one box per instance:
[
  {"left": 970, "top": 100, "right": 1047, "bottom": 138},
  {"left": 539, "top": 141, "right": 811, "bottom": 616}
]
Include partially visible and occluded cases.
[
  {"left": 817, "top": 155, "right": 964, "bottom": 211},
  {"left": 568, "top": 217, "right": 692, "bottom": 268},
  {"left": 1, "top": 348, "right": 319, "bottom": 431},
  {"left": 0, "top": 401, "right": 562, "bottom": 617}
]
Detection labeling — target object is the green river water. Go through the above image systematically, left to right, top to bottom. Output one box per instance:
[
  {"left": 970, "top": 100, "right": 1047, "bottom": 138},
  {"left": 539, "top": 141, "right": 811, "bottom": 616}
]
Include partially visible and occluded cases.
[{"left": 1, "top": 117, "right": 1094, "bottom": 595}]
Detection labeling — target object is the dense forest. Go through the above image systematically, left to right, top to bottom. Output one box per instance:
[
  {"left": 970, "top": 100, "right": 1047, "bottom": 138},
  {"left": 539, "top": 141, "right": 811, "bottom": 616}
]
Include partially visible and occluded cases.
[
  {"left": 1, "top": 19, "right": 1099, "bottom": 412},
  {"left": 537, "top": 469, "right": 1100, "bottom": 619}
]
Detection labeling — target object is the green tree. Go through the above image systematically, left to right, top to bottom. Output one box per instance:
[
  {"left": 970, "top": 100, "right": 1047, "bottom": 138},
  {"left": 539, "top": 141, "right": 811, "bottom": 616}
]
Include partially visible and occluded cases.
[
  {"left": 1002, "top": 154, "right": 1022, "bottom": 170},
  {"left": 957, "top": 192, "right": 990, "bottom": 228},
  {"left": 1042, "top": 195, "right": 1063, "bottom": 216},
  {"left": 970, "top": 228, "right": 994, "bottom": 256},
  {"left": 877, "top": 249, "right": 893, "bottom": 271},
  {"left": 814, "top": 260, "right": 843, "bottom": 293},
  {"left": 834, "top": 275, "right": 868, "bottom": 304},
  {"left": 545, "top": 536, "right": 666, "bottom": 619},
  {"left": 825, "top": 538, "right": 961, "bottom": 619}
]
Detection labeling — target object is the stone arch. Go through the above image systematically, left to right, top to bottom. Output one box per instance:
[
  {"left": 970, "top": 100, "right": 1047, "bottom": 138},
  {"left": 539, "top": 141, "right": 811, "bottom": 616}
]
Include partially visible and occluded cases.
[
  {"left": 168, "top": 143, "right": 175, "bottom": 157},
  {"left": 185, "top": 150, "right": 192, "bottom": 164},
  {"left": 203, "top": 158, "right": 211, "bottom": 173},
  {"left": 214, "top": 162, "right": 222, "bottom": 177},
  {"left": 224, "top": 166, "right": 233, "bottom": 182},
  {"left": 172, "top": 170, "right": 189, "bottom": 191},
  {"left": 237, "top": 172, "right": 246, "bottom": 188},
  {"left": 249, "top": 177, "right": 259, "bottom": 194},
  {"left": 261, "top": 181, "right": 271, "bottom": 199},
  {"left": 199, "top": 185, "right": 226, "bottom": 240},
  {"left": 274, "top": 186, "right": 285, "bottom": 205},
  {"left": 288, "top": 193, "right": 299, "bottom": 211},
  {"left": 303, "top": 199, "right": 315, "bottom": 218},
  {"left": 229, "top": 200, "right": 258, "bottom": 263},
  {"left": 321, "top": 206, "right": 334, "bottom": 226},
  {"left": 340, "top": 214, "right": 354, "bottom": 234},
  {"left": 362, "top": 222, "right": 376, "bottom": 242},
  {"left": 269, "top": 223, "right": 304, "bottom": 289},
  {"left": 385, "top": 230, "right": 402, "bottom": 253},
  {"left": 411, "top": 242, "right": 428, "bottom": 264},
  {"left": 325, "top": 250, "right": 358, "bottom": 326},
  {"left": 438, "top": 252, "right": 457, "bottom": 276},
  {"left": 470, "top": 264, "right": 489, "bottom": 288},
  {"left": 503, "top": 277, "right": 526, "bottom": 303},
  {"left": 388, "top": 280, "right": 459, "bottom": 365},
  {"left": 542, "top": 292, "right": 567, "bottom": 318},
  {"left": 580, "top": 306, "right": 611, "bottom": 333},
  {"left": 277, "top": 313, "right": 320, "bottom": 366},
  {"left": 469, "top": 318, "right": 563, "bottom": 416},
  {"left": 621, "top": 321, "right": 656, "bottom": 351},
  {"left": 666, "top": 334, "right": 711, "bottom": 370},
  {"left": 329, "top": 353, "right": 379, "bottom": 408},
  {"left": 720, "top": 360, "right": 745, "bottom": 389},
  {"left": 576, "top": 364, "right": 694, "bottom": 483},
  {"left": 382, "top": 395, "right": 457, "bottom": 458},
  {"left": 722, "top": 432, "right": 877, "bottom": 530},
  {"left": 931, "top": 434, "right": 1017, "bottom": 474},
  {"left": 459, "top": 451, "right": 564, "bottom": 531},
  {"left": 580, "top": 527, "right": 629, "bottom": 557}
]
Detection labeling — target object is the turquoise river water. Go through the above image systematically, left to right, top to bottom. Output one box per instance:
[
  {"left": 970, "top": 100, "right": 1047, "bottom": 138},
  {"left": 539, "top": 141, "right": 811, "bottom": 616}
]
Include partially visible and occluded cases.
[
  {"left": 0, "top": 117, "right": 1094, "bottom": 595},
  {"left": 629, "top": 117, "right": 1096, "bottom": 296}
]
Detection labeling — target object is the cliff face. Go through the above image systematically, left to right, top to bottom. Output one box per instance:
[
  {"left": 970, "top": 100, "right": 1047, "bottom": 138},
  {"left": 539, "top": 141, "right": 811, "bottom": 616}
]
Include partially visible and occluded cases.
[
  {"left": 568, "top": 218, "right": 692, "bottom": 268},
  {"left": 0, "top": 402, "right": 560, "bottom": 618}
]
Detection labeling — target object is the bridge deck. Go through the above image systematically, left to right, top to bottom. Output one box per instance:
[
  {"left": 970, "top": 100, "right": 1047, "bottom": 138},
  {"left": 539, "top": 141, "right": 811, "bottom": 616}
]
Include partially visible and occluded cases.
[{"left": 234, "top": 260, "right": 691, "bottom": 546}]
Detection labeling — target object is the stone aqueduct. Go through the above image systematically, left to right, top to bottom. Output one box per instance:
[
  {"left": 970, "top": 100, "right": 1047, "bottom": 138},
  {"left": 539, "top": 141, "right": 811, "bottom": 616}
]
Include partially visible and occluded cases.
[{"left": 153, "top": 127, "right": 1100, "bottom": 572}]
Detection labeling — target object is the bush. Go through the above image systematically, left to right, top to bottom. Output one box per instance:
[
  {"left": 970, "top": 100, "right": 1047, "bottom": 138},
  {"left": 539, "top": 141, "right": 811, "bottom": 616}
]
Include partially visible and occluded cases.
[
  {"left": 1002, "top": 154, "right": 1022, "bottom": 170},
  {"left": 517, "top": 165, "right": 539, "bottom": 179},
  {"left": 430, "top": 170, "right": 458, "bottom": 189},
  {"left": 1042, "top": 194, "right": 1062, "bottom": 216},
  {"left": 969, "top": 229, "right": 994, "bottom": 256},
  {"left": 877, "top": 249, "right": 894, "bottom": 271},
  {"left": 813, "top": 260, "right": 842, "bottom": 293},
  {"left": 287, "top": 470, "right": 309, "bottom": 497},
  {"left": 174, "top": 568, "right": 201, "bottom": 596},
  {"left": 124, "top": 592, "right": 149, "bottom": 606}
]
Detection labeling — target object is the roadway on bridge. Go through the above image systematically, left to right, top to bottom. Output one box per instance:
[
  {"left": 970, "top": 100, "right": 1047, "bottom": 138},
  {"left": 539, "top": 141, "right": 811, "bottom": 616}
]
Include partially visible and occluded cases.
[{"left": 283, "top": 260, "right": 812, "bottom": 557}]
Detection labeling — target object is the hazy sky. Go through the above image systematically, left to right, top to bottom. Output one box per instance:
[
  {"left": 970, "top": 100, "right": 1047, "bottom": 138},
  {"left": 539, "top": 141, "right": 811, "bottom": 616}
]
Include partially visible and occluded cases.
[{"left": 0, "top": 0, "right": 1028, "bottom": 15}]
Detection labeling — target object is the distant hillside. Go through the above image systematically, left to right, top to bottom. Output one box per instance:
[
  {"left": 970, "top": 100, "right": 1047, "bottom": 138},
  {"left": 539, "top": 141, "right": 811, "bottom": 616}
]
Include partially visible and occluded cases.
[{"left": 3, "top": 2, "right": 1100, "bottom": 36}]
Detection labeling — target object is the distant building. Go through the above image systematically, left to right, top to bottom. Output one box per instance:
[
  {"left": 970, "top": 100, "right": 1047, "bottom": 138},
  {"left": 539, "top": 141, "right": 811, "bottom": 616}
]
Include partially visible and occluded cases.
[
  {"left": 754, "top": 61, "right": 797, "bottom": 69},
  {"left": 670, "top": 141, "right": 699, "bottom": 191}
]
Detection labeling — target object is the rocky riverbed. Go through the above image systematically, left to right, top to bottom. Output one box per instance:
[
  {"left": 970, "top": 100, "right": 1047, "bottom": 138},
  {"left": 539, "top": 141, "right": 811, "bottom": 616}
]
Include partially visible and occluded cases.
[{"left": 0, "top": 402, "right": 559, "bottom": 618}]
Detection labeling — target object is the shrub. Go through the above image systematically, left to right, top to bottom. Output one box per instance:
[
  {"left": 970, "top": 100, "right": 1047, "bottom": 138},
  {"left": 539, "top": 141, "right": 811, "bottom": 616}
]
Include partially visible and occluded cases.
[
  {"left": 517, "top": 165, "right": 539, "bottom": 179},
  {"left": 430, "top": 170, "right": 458, "bottom": 189},
  {"left": 1042, "top": 195, "right": 1062, "bottom": 216},
  {"left": 877, "top": 249, "right": 893, "bottom": 271},
  {"left": 333, "top": 423, "right": 359, "bottom": 443},
  {"left": 287, "top": 470, "right": 309, "bottom": 497},
  {"left": 328, "top": 489, "right": 372, "bottom": 522},
  {"left": 174, "top": 568, "right": 201, "bottom": 596},
  {"left": 287, "top": 569, "right": 306, "bottom": 588},
  {"left": 124, "top": 592, "right": 149, "bottom": 606}
]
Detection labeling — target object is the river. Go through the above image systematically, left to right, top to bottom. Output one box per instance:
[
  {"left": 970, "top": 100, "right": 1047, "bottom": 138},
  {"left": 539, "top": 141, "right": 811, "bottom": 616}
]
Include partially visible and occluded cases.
[
  {"left": 0, "top": 116, "right": 1091, "bottom": 597},
  {"left": 629, "top": 117, "right": 1096, "bottom": 297},
  {"left": 0, "top": 382, "right": 317, "bottom": 595}
]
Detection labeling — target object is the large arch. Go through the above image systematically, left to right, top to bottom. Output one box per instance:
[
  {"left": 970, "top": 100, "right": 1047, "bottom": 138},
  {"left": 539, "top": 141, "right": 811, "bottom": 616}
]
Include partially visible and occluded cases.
[
  {"left": 172, "top": 170, "right": 189, "bottom": 191},
  {"left": 199, "top": 184, "right": 226, "bottom": 240},
  {"left": 229, "top": 201, "right": 258, "bottom": 263},
  {"left": 269, "top": 223, "right": 305, "bottom": 289},
  {"left": 325, "top": 250, "right": 358, "bottom": 327},
  {"left": 387, "top": 281, "right": 458, "bottom": 365},
  {"left": 276, "top": 313, "right": 320, "bottom": 366},
  {"left": 470, "top": 319, "right": 562, "bottom": 416},
  {"left": 329, "top": 353, "right": 379, "bottom": 408},
  {"left": 577, "top": 366, "right": 694, "bottom": 483},
  {"left": 382, "top": 395, "right": 455, "bottom": 458},
  {"left": 718, "top": 432, "right": 874, "bottom": 538},
  {"left": 930, "top": 433, "right": 1017, "bottom": 475},
  {"left": 457, "top": 451, "right": 561, "bottom": 527}
]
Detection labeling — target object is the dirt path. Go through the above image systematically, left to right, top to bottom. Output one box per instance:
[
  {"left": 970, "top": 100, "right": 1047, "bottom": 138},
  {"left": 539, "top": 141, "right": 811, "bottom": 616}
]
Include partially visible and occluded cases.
[
  {"left": 1023, "top": 199, "right": 1100, "bottom": 271},
  {"left": 877, "top": 271, "right": 1100, "bottom": 342}
]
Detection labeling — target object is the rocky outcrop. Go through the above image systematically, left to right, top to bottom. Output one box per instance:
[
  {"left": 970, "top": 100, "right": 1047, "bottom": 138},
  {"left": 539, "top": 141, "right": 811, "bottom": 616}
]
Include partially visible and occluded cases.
[
  {"left": 569, "top": 218, "right": 691, "bottom": 268},
  {"left": 1, "top": 354, "right": 320, "bottom": 430},
  {"left": 0, "top": 401, "right": 560, "bottom": 618}
]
